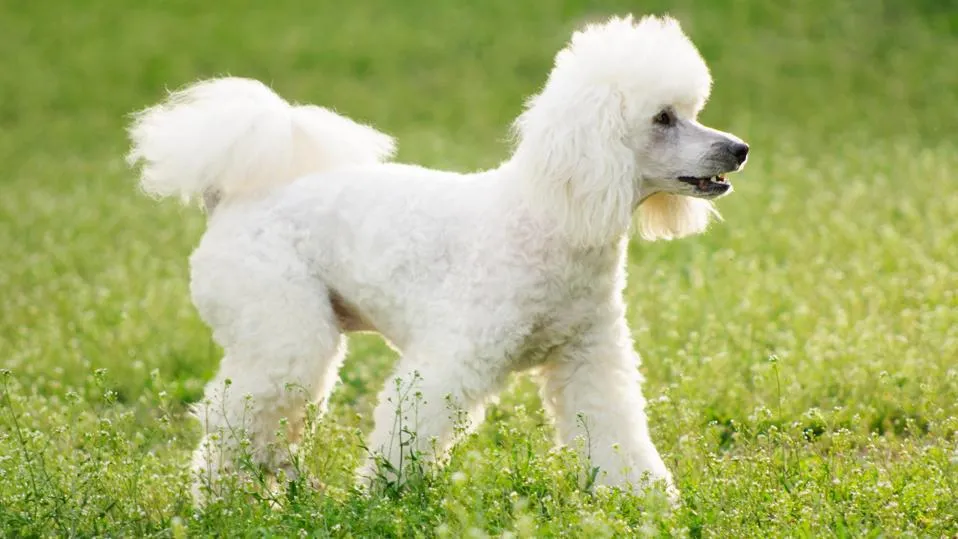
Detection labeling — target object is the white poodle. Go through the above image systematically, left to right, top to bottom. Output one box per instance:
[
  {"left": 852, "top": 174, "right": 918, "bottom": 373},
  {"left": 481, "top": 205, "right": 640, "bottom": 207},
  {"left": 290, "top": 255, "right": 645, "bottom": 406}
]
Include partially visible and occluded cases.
[{"left": 128, "top": 15, "right": 748, "bottom": 501}]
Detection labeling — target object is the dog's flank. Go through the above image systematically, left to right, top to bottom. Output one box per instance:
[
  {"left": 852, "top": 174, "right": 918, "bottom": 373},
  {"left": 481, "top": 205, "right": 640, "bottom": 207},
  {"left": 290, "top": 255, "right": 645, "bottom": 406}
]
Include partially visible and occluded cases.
[{"left": 128, "top": 14, "right": 748, "bottom": 504}]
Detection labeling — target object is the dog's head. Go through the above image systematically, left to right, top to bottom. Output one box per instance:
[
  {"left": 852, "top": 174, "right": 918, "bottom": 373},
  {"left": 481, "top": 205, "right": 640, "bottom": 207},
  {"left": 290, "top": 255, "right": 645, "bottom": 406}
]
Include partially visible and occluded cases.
[{"left": 513, "top": 15, "right": 748, "bottom": 245}]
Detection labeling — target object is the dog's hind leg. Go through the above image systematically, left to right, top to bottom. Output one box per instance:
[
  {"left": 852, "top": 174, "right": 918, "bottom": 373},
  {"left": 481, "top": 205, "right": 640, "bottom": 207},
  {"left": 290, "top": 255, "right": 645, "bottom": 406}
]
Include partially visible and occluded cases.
[{"left": 188, "top": 246, "right": 346, "bottom": 501}]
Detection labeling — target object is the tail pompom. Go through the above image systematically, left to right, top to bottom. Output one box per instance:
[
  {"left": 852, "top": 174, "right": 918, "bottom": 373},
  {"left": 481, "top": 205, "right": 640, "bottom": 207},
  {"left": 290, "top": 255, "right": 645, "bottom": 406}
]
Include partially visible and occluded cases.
[{"left": 127, "top": 77, "right": 395, "bottom": 207}]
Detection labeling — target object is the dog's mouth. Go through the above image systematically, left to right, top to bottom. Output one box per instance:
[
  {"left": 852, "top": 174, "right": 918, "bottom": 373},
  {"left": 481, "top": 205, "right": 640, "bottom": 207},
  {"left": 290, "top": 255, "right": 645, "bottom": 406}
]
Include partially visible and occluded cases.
[{"left": 677, "top": 175, "right": 732, "bottom": 196}]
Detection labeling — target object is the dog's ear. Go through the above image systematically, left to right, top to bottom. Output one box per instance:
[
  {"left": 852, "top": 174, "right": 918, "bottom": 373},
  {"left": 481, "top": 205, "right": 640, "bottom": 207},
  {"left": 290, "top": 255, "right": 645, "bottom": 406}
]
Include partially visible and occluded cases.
[
  {"left": 512, "top": 85, "right": 636, "bottom": 248},
  {"left": 636, "top": 193, "right": 719, "bottom": 241}
]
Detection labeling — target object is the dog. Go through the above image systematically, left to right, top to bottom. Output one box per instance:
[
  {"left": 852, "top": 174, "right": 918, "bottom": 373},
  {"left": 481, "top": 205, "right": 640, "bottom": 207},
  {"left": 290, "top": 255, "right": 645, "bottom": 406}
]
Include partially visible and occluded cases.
[{"left": 128, "top": 14, "right": 748, "bottom": 502}]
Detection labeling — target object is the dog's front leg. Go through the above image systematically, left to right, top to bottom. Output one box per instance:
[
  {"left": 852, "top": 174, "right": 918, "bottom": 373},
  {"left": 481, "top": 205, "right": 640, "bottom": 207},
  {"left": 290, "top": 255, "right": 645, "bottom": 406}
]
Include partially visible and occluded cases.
[
  {"left": 537, "top": 318, "right": 677, "bottom": 500},
  {"left": 359, "top": 350, "right": 502, "bottom": 486}
]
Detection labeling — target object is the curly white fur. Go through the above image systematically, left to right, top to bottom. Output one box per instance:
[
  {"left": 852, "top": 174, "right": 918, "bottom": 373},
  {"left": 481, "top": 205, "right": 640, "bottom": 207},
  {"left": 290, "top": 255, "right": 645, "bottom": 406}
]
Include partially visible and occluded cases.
[{"left": 128, "top": 14, "right": 748, "bottom": 502}]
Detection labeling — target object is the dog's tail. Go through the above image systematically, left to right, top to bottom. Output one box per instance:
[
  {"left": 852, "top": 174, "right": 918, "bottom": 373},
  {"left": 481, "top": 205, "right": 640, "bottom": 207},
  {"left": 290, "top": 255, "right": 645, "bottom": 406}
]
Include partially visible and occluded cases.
[{"left": 127, "top": 77, "right": 395, "bottom": 211}]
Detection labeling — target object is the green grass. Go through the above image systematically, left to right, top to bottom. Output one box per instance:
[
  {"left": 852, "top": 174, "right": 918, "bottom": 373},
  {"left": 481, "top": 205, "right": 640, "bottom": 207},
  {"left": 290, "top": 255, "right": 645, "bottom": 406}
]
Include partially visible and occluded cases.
[{"left": 2, "top": 0, "right": 957, "bottom": 536}]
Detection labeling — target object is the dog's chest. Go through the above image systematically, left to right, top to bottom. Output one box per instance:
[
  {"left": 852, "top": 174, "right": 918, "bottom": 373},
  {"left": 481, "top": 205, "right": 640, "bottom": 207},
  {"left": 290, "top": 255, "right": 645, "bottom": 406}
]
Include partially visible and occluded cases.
[
  {"left": 506, "top": 244, "right": 622, "bottom": 369},
  {"left": 510, "top": 311, "right": 591, "bottom": 371}
]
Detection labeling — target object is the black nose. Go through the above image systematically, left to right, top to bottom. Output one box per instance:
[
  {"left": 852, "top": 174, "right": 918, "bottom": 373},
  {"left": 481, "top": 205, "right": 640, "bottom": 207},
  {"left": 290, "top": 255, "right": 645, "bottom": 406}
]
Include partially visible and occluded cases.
[{"left": 729, "top": 142, "right": 749, "bottom": 165}]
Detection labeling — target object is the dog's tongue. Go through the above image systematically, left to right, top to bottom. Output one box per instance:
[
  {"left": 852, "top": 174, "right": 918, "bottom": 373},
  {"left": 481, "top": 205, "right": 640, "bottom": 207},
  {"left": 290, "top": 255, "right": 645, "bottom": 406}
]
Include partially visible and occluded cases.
[{"left": 698, "top": 178, "right": 709, "bottom": 190}]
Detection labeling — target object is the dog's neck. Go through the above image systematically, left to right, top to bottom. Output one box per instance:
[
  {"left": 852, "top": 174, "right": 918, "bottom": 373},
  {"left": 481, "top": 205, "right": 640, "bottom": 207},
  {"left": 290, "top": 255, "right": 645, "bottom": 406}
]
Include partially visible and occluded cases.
[
  {"left": 500, "top": 157, "right": 636, "bottom": 251},
  {"left": 634, "top": 184, "right": 663, "bottom": 209}
]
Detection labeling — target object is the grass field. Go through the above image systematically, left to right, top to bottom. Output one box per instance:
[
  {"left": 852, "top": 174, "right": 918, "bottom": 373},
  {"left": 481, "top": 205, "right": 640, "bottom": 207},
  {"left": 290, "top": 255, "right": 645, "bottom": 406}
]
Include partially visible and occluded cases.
[{"left": 2, "top": 0, "right": 957, "bottom": 536}]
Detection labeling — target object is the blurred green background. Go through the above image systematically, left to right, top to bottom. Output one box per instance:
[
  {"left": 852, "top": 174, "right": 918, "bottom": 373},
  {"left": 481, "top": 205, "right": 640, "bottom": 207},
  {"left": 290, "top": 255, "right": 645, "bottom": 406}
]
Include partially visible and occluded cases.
[{"left": 1, "top": 0, "right": 956, "bottom": 536}]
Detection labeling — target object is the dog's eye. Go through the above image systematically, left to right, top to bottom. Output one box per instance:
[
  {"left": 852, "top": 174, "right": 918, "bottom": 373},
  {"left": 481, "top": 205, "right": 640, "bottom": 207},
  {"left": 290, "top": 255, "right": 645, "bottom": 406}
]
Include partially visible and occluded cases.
[{"left": 653, "top": 110, "right": 673, "bottom": 126}]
